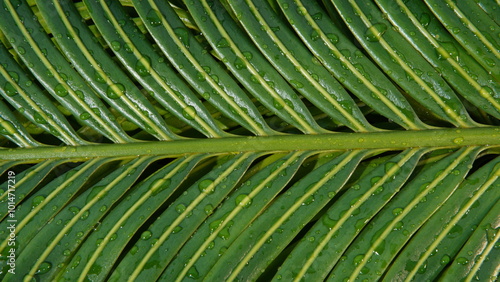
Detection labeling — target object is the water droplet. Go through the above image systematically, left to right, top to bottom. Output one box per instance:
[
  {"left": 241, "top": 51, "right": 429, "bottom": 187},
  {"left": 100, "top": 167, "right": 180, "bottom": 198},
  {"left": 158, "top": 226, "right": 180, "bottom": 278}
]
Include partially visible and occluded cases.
[
  {"left": 296, "top": 6, "right": 307, "bottom": 15},
  {"left": 146, "top": 9, "right": 162, "bottom": 26},
  {"left": 312, "top": 12, "right": 322, "bottom": 20},
  {"left": 419, "top": 13, "right": 430, "bottom": 27},
  {"left": 365, "top": 23, "right": 388, "bottom": 42},
  {"left": 174, "top": 27, "right": 189, "bottom": 47},
  {"left": 311, "top": 29, "right": 320, "bottom": 41},
  {"left": 326, "top": 33, "right": 339, "bottom": 44},
  {"left": 216, "top": 37, "right": 230, "bottom": 48},
  {"left": 111, "top": 41, "right": 121, "bottom": 51},
  {"left": 17, "top": 46, "right": 25, "bottom": 55},
  {"left": 135, "top": 55, "right": 151, "bottom": 76},
  {"left": 234, "top": 57, "right": 245, "bottom": 70},
  {"left": 484, "top": 58, "right": 496, "bottom": 67},
  {"left": 7, "top": 71, "right": 19, "bottom": 83},
  {"left": 197, "top": 71, "right": 206, "bottom": 82},
  {"left": 209, "top": 74, "right": 219, "bottom": 83},
  {"left": 290, "top": 80, "right": 304, "bottom": 88},
  {"left": 4, "top": 82, "right": 17, "bottom": 96},
  {"left": 54, "top": 83, "right": 68, "bottom": 97},
  {"left": 106, "top": 83, "right": 125, "bottom": 99},
  {"left": 182, "top": 106, "right": 197, "bottom": 120},
  {"left": 32, "top": 112, "right": 46, "bottom": 124},
  {"left": 79, "top": 112, "right": 91, "bottom": 120},
  {"left": 453, "top": 137, "right": 464, "bottom": 144},
  {"left": 384, "top": 162, "right": 398, "bottom": 173},
  {"left": 370, "top": 176, "right": 382, "bottom": 186},
  {"left": 150, "top": 178, "right": 171, "bottom": 196},
  {"left": 198, "top": 179, "right": 214, "bottom": 194},
  {"left": 235, "top": 194, "right": 252, "bottom": 208},
  {"left": 31, "top": 195, "right": 45, "bottom": 208},
  {"left": 175, "top": 204, "right": 186, "bottom": 213},
  {"left": 204, "top": 204, "right": 214, "bottom": 215},
  {"left": 69, "top": 206, "right": 80, "bottom": 215},
  {"left": 392, "top": 208, "right": 403, "bottom": 216},
  {"left": 80, "top": 210, "right": 90, "bottom": 220},
  {"left": 323, "top": 215, "right": 337, "bottom": 229},
  {"left": 393, "top": 221, "right": 404, "bottom": 230},
  {"left": 447, "top": 225, "right": 463, "bottom": 238},
  {"left": 172, "top": 226, "right": 183, "bottom": 233},
  {"left": 141, "top": 230, "right": 152, "bottom": 240},
  {"left": 130, "top": 245, "right": 139, "bottom": 255},
  {"left": 63, "top": 249, "right": 71, "bottom": 256},
  {"left": 353, "top": 254, "right": 365, "bottom": 266},
  {"left": 440, "top": 254, "right": 450, "bottom": 264},
  {"left": 457, "top": 257, "right": 469, "bottom": 265},
  {"left": 37, "top": 261, "right": 52, "bottom": 274},
  {"left": 187, "top": 266, "right": 199, "bottom": 279}
]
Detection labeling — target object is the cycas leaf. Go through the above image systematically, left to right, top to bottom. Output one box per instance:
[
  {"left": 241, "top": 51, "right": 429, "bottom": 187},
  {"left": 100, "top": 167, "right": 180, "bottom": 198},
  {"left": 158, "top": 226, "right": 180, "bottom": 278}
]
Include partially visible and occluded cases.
[{"left": 0, "top": 0, "right": 498, "bottom": 281}]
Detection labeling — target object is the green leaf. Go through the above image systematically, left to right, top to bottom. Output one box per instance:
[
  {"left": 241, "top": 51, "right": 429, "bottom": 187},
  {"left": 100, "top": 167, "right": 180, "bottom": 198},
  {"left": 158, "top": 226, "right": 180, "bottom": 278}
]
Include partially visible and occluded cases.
[{"left": 0, "top": 0, "right": 498, "bottom": 281}]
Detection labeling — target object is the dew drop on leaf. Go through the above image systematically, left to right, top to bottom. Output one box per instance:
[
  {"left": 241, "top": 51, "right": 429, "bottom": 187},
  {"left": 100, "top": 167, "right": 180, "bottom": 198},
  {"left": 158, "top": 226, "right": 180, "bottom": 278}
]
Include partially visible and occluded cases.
[
  {"left": 146, "top": 9, "right": 162, "bottom": 27},
  {"left": 365, "top": 23, "right": 388, "bottom": 42},
  {"left": 216, "top": 37, "right": 230, "bottom": 48},
  {"left": 111, "top": 41, "right": 121, "bottom": 51},
  {"left": 135, "top": 55, "right": 151, "bottom": 76},
  {"left": 233, "top": 57, "right": 245, "bottom": 70},
  {"left": 4, "top": 82, "right": 17, "bottom": 96},
  {"left": 54, "top": 83, "right": 68, "bottom": 97},
  {"left": 106, "top": 83, "right": 125, "bottom": 99},
  {"left": 182, "top": 106, "right": 197, "bottom": 120},
  {"left": 79, "top": 112, "right": 91, "bottom": 120},
  {"left": 235, "top": 194, "right": 252, "bottom": 208},
  {"left": 31, "top": 195, "right": 45, "bottom": 208},
  {"left": 141, "top": 230, "right": 152, "bottom": 240},
  {"left": 130, "top": 245, "right": 139, "bottom": 255},
  {"left": 353, "top": 254, "right": 365, "bottom": 266},
  {"left": 457, "top": 257, "right": 469, "bottom": 265},
  {"left": 37, "top": 261, "right": 52, "bottom": 274},
  {"left": 187, "top": 266, "right": 199, "bottom": 279}
]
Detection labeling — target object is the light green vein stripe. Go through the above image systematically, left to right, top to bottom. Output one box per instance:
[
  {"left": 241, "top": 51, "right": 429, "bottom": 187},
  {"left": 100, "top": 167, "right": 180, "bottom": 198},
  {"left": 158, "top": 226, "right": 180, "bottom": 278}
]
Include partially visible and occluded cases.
[
  {"left": 5, "top": 0, "right": 127, "bottom": 143},
  {"left": 147, "top": 0, "right": 267, "bottom": 136},
  {"left": 200, "top": 0, "right": 317, "bottom": 134},
  {"left": 244, "top": 0, "right": 368, "bottom": 132},
  {"left": 294, "top": 0, "right": 421, "bottom": 130},
  {"left": 348, "top": 0, "right": 468, "bottom": 127},
  {"left": 396, "top": 0, "right": 500, "bottom": 112},
  {"left": 444, "top": 0, "right": 500, "bottom": 59},
  {"left": 52, "top": 1, "right": 170, "bottom": 141},
  {"left": 98, "top": 1, "right": 221, "bottom": 138},
  {"left": 0, "top": 63, "right": 80, "bottom": 146},
  {"left": 0, "top": 117, "right": 30, "bottom": 147},
  {"left": 348, "top": 146, "right": 477, "bottom": 281},
  {"left": 296, "top": 148, "right": 420, "bottom": 281},
  {"left": 229, "top": 150, "right": 362, "bottom": 280},
  {"left": 212, "top": 151, "right": 304, "bottom": 282},
  {"left": 129, "top": 152, "right": 254, "bottom": 281},
  {"left": 174, "top": 152, "right": 299, "bottom": 280},
  {"left": 78, "top": 156, "right": 197, "bottom": 281},
  {"left": 24, "top": 157, "right": 149, "bottom": 281},
  {"left": 0, "top": 159, "right": 91, "bottom": 253},
  {"left": 0, "top": 160, "right": 55, "bottom": 206},
  {"left": 405, "top": 169, "right": 499, "bottom": 281},
  {"left": 465, "top": 221, "right": 500, "bottom": 281}
]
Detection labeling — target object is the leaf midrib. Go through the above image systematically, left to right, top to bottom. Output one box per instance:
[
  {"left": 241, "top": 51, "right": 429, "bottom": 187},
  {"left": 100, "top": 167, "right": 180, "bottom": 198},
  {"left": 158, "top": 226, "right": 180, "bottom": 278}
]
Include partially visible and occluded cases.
[{"left": 1, "top": 127, "right": 498, "bottom": 161}]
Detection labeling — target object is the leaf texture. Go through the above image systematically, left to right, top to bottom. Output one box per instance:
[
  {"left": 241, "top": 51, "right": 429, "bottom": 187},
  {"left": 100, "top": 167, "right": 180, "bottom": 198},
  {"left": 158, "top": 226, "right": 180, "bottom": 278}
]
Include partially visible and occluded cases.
[{"left": 0, "top": 0, "right": 498, "bottom": 281}]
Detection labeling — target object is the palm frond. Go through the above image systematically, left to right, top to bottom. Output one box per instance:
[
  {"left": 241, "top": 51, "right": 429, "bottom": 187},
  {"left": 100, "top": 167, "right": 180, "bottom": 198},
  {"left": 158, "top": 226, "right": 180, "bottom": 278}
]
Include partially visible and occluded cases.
[{"left": 0, "top": 0, "right": 499, "bottom": 281}]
